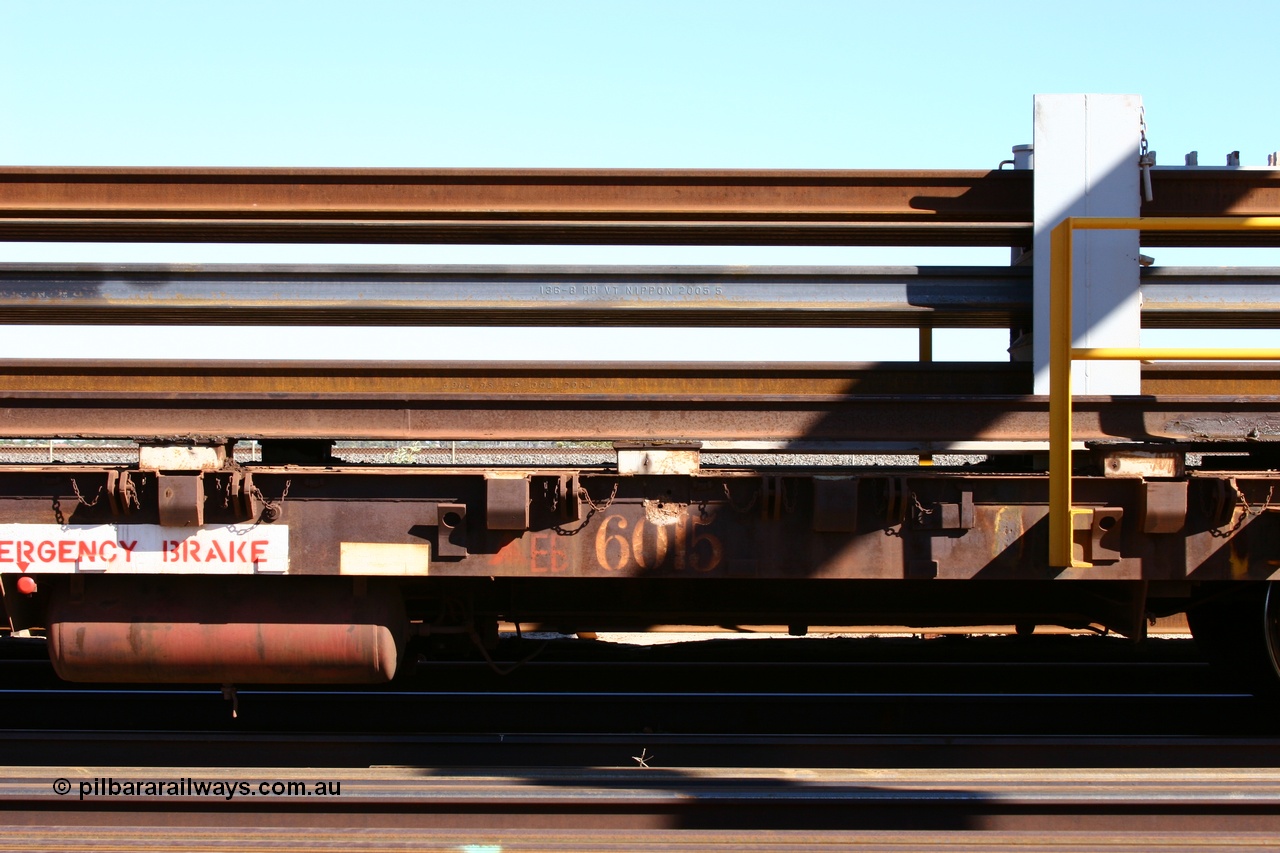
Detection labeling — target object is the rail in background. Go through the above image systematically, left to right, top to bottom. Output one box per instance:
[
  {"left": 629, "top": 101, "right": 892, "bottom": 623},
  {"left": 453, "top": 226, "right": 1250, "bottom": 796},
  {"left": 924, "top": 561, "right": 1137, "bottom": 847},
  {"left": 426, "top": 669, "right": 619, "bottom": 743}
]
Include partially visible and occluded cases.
[{"left": 1048, "top": 216, "right": 1280, "bottom": 568}]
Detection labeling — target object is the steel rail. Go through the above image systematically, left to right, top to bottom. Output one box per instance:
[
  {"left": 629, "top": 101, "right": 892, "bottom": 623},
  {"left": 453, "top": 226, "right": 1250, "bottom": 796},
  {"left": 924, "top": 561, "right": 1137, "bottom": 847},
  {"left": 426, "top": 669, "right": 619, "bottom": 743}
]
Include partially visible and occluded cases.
[
  {"left": 0, "top": 166, "right": 1031, "bottom": 245},
  {"left": 2, "top": 167, "right": 1277, "bottom": 245},
  {"left": 4, "top": 263, "right": 1280, "bottom": 327},
  {"left": 0, "top": 361, "right": 1275, "bottom": 441},
  {"left": 3, "top": 765, "right": 1280, "bottom": 844}
]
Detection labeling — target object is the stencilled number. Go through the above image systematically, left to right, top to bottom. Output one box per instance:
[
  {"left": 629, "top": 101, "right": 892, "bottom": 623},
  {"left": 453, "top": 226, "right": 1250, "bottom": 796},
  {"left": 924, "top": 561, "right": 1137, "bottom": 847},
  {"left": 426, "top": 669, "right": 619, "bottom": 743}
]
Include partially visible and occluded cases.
[{"left": 593, "top": 508, "right": 723, "bottom": 573}]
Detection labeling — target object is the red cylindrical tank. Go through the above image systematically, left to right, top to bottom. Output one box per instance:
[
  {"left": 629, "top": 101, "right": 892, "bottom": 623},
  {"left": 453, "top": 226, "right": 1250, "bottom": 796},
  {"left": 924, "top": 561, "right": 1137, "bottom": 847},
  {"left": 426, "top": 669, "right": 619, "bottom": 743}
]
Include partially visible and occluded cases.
[{"left": 47, "top": 576, "right": 406, "bottom": 683}]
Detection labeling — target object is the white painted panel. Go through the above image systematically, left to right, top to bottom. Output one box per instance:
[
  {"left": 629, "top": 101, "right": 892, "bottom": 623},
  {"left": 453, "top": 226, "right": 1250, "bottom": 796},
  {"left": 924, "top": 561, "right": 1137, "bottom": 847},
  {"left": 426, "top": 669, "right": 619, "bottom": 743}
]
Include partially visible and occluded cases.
[
  {"left": 1033, "top": 94, "right": 1142, "bottom": 394},
  {"left": 0, "top": 524, "right": 289, "bottom": 574}
]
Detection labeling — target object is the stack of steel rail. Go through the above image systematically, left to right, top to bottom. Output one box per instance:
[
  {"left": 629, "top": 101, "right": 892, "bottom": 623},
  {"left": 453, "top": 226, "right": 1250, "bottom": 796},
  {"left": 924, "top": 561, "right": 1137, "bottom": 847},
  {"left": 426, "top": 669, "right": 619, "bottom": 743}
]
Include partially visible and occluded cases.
[{"left": 5, "top": 162, "right": 1280, "bottom": 851}]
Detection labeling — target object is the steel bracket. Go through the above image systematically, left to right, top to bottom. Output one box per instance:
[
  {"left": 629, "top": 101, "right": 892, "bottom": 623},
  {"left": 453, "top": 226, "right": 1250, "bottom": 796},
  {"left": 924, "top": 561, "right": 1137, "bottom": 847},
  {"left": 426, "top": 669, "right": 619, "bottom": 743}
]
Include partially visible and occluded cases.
[
  {"left": 106, "top": 470, "right": 137, "bottom": 517},
  {"left": 227, "top": 472, "right": 263, "bottom": 523},
  {"left": 157, "top": 473, "right": 204, "bottom": 528},
  {"left": 549, "top": 474, "right": 583, "bottom": 523},
  {"left": 486, "top": 475, "right": 530, "bottom": 530},
  {"left": 760, "top": 476, "right": 789, "bottom": 520},
  {"left": 812, "top": 477, "right": 858, "bottom": 532},
  {"left": 883, "top": 478, "right": 910, "bottom": 528},
  {"left": 1138, "top": 480, "right": 1187, "bottom": 533},
  {"left": 916, "top": 490, "right": 975, "bottom": 532},
  {"left": 437, "top": 502, "right": 468, "bottom": 558},
  {"left": 1072, "top": 507, "right": 1124, "bottom": 564}
]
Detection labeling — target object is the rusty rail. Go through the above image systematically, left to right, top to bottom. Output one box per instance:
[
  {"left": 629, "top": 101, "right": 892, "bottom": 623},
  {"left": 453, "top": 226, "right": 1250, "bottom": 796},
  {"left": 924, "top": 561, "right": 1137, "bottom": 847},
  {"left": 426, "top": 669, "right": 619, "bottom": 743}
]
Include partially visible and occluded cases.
[
  {"left": 2, "top": 163, "right": 1269, "bottom": 242},
  {"left": 0, "top": 167, "right": 1030, "bottom": 246},
  {"left": 2, "top": 167, "right": 1276, "bottom": 245},
  {"left": 0, "top": 360, "right": 1275, "bottom": 442},
  {"left": 3, "top": 765, "right": 1280, "bottom": 844}
]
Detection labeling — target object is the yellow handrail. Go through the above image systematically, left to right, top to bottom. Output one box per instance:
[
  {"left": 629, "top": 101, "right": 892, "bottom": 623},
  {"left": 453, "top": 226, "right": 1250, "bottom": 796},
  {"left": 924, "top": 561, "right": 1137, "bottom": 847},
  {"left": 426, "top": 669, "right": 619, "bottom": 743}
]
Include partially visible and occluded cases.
[{"left": 1048, "top": 216, "right": 1280, "bottom": 568}]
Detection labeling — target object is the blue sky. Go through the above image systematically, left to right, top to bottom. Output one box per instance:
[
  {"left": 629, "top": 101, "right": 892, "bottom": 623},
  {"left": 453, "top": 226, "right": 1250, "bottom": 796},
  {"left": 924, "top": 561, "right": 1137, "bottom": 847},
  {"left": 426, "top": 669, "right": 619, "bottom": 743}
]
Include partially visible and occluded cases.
[{"left": 1, "top": 1, "right": 1277, "bottom": 360}]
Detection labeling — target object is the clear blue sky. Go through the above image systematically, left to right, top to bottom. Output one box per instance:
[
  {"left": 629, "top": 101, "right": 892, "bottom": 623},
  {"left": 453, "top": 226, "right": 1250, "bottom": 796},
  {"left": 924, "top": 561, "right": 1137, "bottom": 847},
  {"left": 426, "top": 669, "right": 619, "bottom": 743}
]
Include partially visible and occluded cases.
[{"left": 1, "top": 1, "right": 1277, "bottom": 360}]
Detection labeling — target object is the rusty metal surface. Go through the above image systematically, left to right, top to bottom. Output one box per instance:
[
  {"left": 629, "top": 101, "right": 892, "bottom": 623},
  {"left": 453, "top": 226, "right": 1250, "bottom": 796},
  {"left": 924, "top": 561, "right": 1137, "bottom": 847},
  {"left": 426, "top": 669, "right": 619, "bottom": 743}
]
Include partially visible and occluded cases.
[
  {"left": 2, "top": 166, "right": 1277, "bottom": 246},
  {"left": 0, "top": 167, "right": 1031, "bottom": 245},
  {"left": 1143, "top": 167, "right": 1280, "bottom": 245},
  {"left": 5, "top": 262, "right": 1280, "bottom": 328},
  {"left": 0, "top": 359, "right": 1033, "bottom": 397},
  {"left": 0, "top": 361, "right": 1276, "bottom": 442},
  {"left": 3, "top": 399, "right": 1279, "bottom": 442},
  {"left": 5, "top": 468, "right": 1279, "bottom": 584},
  {"left": 46, "top": 577, "right": 405, "bottom": 683}
]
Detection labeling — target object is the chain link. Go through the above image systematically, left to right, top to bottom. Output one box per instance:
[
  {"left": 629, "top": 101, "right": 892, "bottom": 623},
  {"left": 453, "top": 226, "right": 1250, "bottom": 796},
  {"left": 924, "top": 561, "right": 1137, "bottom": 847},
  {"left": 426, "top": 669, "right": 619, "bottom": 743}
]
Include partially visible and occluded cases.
[
  {"left": 70, "top": 478, "right": 103, "bottom": 507},
  {"left": 781, "top": 478, "right": 798, "bottom": 514},
  {"left": 51, "top": 479, "right": 104, "bottom": 525},
  {"left": 250, "top": 479, "right": 291, "bottom": 522},
  {"left": 541, "top": 479, "right": 560, "bottom": 513},
  {"left": 551, "top": 480, "right": 617, "bottom": 536},
  {"left": 722, "top": 481, "right": 758, "bottom": 513},
  {"left": 1211, "top": 482, "right": 1274, "bottom": 538},
  {"left": 909, "top": 492, "right": 934, "bottom": 525}
]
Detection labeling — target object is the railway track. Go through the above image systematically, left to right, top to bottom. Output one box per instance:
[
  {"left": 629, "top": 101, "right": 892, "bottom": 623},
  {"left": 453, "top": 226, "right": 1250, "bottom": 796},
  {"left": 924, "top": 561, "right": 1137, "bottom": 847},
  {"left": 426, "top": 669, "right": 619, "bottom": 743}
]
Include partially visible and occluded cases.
[
  {"left": 5, "top": 621, "right": 1278, "bottom": 849},
  {"left": 4, "top": 766, "right": 1280, "bottom": 850}
]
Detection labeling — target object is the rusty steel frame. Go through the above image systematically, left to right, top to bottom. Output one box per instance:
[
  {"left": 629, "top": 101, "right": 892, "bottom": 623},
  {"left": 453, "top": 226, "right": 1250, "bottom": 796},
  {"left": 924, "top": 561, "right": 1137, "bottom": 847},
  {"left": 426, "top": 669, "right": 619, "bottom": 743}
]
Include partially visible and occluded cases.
[
  {"left": 1, "top": 166, "right": 1276, "bottom": 245},
  {"left": 2, "top": 467, "right": 1278, "bottom": 584}
]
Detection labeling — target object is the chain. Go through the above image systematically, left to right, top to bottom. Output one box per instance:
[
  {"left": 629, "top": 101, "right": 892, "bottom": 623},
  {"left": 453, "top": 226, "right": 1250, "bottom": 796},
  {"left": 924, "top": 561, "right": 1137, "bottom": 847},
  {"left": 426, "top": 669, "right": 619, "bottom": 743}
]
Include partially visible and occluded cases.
[
  {"left": 1138, "top": 106, "right": 1155, "bottom": 202},
  {"left": 120, "top": 474, "right": 141, "bottom": 512},
  {"left": 70, "top": 478, "right": 103, "bottom": 507},
  {"left": 781, "top": 478, "right": 798, "bottom": 514},
  {"left": 50, "top": 479, "right": 103, "bottom": 525},
  {"left": 250, "top": 479, "right": 291, "bottom": 522},
  {"left": 552, "top": 480, "right": 617, "bottom": 536},
  {"left": 578, "top": 480, "right": 617, "bottom": 512},
  {"left": 722, "top": 481, "right": 758, "bottom": 513},
  {"left": 1211, "top": 482, "right": 1274, "bottom": 538},
  {"left": 909, "top": 492, "right": 934, "bottom": 524}
]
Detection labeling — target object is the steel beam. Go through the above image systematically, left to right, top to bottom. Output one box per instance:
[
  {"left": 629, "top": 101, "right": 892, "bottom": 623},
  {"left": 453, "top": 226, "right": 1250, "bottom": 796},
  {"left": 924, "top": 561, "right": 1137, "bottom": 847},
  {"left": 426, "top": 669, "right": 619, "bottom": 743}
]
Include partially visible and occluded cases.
[
  {"left": 0, "top": 167, "right": 1031, "bottom": 246},
  {"left": 2, "top": 167, "right": 1277, "bottom": 245},
  {"left": 1143, "top": 167, "right": 1280, "bottom": 243},
  {"left": 0, "top": 263, "right": 1028, "bottom": 327},
  {"left": 2, "top": 263, "right": 1279, "bottom": 327},
  {"left": 0, "top": 361, "right": 1275, "bottom": 442}
]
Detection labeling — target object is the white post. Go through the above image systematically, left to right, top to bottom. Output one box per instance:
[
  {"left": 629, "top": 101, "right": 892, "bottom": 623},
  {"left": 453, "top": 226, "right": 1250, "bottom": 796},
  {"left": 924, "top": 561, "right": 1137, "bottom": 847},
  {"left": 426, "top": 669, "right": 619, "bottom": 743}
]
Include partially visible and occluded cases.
[{"left": 1032, "top": 94, "right": 1143, "bottom": 395}]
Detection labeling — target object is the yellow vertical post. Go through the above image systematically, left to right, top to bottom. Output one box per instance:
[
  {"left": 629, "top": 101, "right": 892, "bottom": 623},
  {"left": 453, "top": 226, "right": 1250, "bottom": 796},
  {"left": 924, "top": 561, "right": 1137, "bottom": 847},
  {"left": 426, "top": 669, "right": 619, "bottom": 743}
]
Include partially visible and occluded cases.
[
  {"left": 1045, "top": 215, "right": 1280, "bottom": 569},
  {"left": 1048, "top": 219, "right": 1080, "bottom": 568}
]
